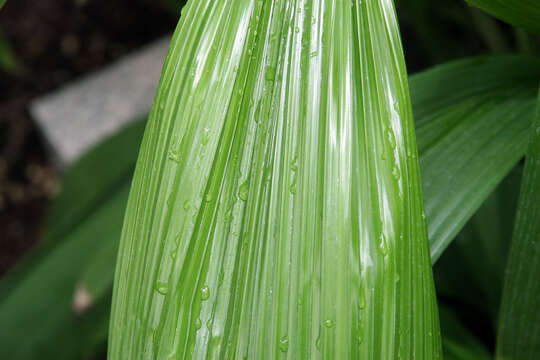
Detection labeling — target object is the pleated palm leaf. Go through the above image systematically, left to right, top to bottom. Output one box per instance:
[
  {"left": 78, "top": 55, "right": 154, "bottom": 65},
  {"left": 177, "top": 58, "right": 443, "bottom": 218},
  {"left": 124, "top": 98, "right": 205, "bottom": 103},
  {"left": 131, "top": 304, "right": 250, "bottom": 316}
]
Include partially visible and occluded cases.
[{"left": 109, "top": 0, "right": 442, "bottom": 358}]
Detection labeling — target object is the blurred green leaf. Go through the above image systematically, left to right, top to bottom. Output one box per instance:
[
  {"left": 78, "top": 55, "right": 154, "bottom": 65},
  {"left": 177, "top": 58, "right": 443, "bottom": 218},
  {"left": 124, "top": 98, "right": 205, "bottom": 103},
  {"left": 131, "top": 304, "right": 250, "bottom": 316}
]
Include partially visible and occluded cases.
[
  {"left": 0, "top": 0, "right": 6, "bottom": 11},
  {"left": 110, "top": 0, "right": 441, "bottom": 358},
  {"left": 466, "top": 0, "right": 540, "bottom": 33},
  {"left": 0, "top": 27, "right": 19, "bottom": 74},
  {"left": 413, "top": 56, "right": 540, "bottom": 261},
  {"left": 496, "top": 90, "right": 540, "bottom": 359},
  {"left": 0, "top": 119, "right": 145, "bottom": 300},
  {"left": 0, "top": 120, "right": 144, "bottom": 359},
  {"left": 434, "top": 164, "right": 522, "bottom": 325},
  {"left": 0, "top": 184, "right": 130, "bottom": 359},
  {"left": 439, "top": 305, "right": 492, "bottom": 360}
]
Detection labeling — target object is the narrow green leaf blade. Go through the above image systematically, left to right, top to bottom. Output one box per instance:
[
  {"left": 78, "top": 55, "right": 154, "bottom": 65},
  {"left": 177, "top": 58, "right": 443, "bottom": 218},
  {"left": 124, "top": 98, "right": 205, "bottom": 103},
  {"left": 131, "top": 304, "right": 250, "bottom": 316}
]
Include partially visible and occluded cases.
[
  {"left": 110, "top": 0, "right": 441, "bottom": 358},
  {"left": 466, "top": 0, "right": 540, "bottom": 33},
  {"left": 412, "top": 56, "right": 540, "bottom": 261},
  {"left": 496, "top": 90, "right": 540, "bottom": 359},
  {"left": 0, "top": 119, "right": 145, "bottom": 301},
  {"left": 0, "top": 120, "right": 144, "bottom": 359},
  {"left": 434, "top": 165, "right": 522, "bottom": 319},
  {"left": 0, "top": 184, "right": 130, "bottom": 359},
  {"left": 439, "top": 305, "right": 492, "bottom": 360}
]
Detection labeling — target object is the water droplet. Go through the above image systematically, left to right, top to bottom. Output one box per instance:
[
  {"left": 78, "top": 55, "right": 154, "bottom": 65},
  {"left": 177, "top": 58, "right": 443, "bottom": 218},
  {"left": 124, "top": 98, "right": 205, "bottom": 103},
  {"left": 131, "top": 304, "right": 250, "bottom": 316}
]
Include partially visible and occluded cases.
[
  {"left": 295, "top": 27, "right": 300, "bottom": 33},
  {"left": 310, "top": 51, "right": 318, "bottom": 58},
  {"left": 254, "top": 101, "right": 263, "bottom": 123},
  {"left": 201, "top": 128, "right": 211, "bottom": 145},
  {"left": 387, "top": 130, "right": 396, "bottom": 149},
  {"left": 168, "top": 149, "right": 181, "bottom": 163},
  {"left": 406, "top": 149, "right": 412, "bottom": 158},
  {"left": 290, "top": 156, "right": 298, "bottom": 171},
  {"left": 392, "top": 166, "right": 401, "bottom": 180},
  {"left": 289, "top": 176, "right": 297, "bottom": 195},
  {"left": 238, "top": 181, "right": 249, "bottom": 201},
  {"left": 205, "top": 193, "right": 213, "bottom": 202},
  {"left": 183, "top": 200, "right": 191, "bottom": 211},
  {"left": 421, "top": 211, "right": 426, "bottom": 220},
  {"left": 378, "top": 233, "right": 388, "bottom": 256},
  {"left": 170, "top": 250, "right": 177, "bottom": 259},
  {"left": 395, "top": 272, "right": 401, "bottom": 283},
  {"left": 155, "top": 281, "right": 168, "bottom": 295},
  {"left": 201, "top": 286, "right": 210, "bottom": 300},
  {"left": 358, "top": 287, "right": 366, "bottom": 309},
  {"left": 195, "top": 318, "right": 202, "bottom": 330},
  {"left": 323, "top": 319, "right": 335, "bottom": 328},
  {"left": 357, "top": 332, "right": 364, "bottom": 344},
  {"left": 279, "top": 336, "right": 289, "bottom": 352},
  {"left": 315, "top": 336, "right": 321, "bottom": 350}
]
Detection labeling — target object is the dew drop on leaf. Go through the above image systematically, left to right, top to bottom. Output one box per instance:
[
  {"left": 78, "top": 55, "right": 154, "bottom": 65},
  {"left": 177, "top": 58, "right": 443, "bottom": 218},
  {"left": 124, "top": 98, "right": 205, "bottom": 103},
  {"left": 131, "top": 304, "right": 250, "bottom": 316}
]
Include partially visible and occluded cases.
[
  {"left": 201, "top": 128, "right": 211, "bottom": 145},
  {"left": 387, "top": 130, "right": 396, "bottom": 149},
  {"left": 392, "top": 166, "right": 401, "bottom": 180},
  {"left": 289, "top": 176, "right": 297, "bottom": 195},
  {"left": 238, "top": 181, "right": 249, "bottom": 201},
  {"left": 183, "top": 200, "right": 191, "bottom": 211},
  {"left": 378, "top": 233, "right": 388, "bottom": 256},
  {"left": 155, "top": 281, "right": 168, "bottom": 295},
  {"left": 201, "top": 286, "right": 210, "bottom": 300},
  {"left": 358, "top": 287, "right": 366, "bottom": 309},
  {"left": 323, "top": 319, "right": 335, "bottom": 328},
  {"left": 278, "top": 336, "right": 289, "bottom": 352}
]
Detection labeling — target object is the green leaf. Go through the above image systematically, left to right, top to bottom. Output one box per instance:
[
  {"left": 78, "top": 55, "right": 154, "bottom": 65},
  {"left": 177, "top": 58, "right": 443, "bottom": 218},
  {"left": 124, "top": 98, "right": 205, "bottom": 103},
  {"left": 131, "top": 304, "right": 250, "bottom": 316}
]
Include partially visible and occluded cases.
[
  {"left": 0, "top": 0, "right": 6, "bottom": 11},
  {"left": 110, "top": 0, "right": 441, "bottom": 358},
  {"left": 466, "top": 0, "right": 540, "bottom": 33},
  {"left": 0, "top": 27, "right": 19, "bottom": 74},
  {"left": 413, "top": 56, "right": 540, "bottom": 261},
  {"left": 496, "top": 90, "right": 540, "bottom": 359},
  {"left": 0, "top": 119, "right": 145, "bottom": 301},
  {"left": 0, "top": 120, "right": 144, "bottom": 359},
  {"left": 434, "top": 165, "right": 522, "bottom": 320},
  {"left": 0, "top": 184, "right": 130, "bottom": 359},
  {"left": 439, "top": 305, "right": 492, "bottom": 360}
]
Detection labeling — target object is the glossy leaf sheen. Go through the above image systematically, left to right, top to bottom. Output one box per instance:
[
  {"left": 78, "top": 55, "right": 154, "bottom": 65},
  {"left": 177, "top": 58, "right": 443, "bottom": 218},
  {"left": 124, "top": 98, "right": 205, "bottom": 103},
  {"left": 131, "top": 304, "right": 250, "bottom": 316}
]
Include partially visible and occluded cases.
[
  {"left": 110, "top": 0, "right": 441, "bottom": 359},
  {"left": 466, "top": 0, "right": 540, "bottom": 33},
  {"left": 496, "top": 90, "right": 540, "bottom": 359}
]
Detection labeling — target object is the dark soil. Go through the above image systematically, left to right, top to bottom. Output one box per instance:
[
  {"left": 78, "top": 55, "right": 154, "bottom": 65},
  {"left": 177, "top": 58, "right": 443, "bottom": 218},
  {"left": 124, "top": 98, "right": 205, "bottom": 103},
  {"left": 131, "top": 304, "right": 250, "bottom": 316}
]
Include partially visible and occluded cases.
[{"left": 0, "top": 0, "right": 178, "bottom": 276}]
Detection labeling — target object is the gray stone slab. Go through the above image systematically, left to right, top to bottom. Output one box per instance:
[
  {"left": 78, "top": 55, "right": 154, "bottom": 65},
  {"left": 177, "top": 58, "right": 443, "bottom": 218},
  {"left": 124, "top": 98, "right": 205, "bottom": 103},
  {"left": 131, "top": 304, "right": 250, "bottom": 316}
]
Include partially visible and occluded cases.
[{"left": 30, "top": 35, "right": 172, "bottom": 168}]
